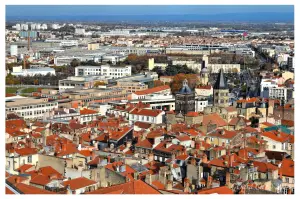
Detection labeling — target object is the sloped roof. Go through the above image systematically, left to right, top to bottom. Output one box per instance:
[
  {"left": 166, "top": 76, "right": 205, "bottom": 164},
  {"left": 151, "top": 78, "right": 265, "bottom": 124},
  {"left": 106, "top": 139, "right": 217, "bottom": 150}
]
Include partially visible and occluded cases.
[
  {"left": 213, "top": 69, "right": 228, "bottom": 90},
  {"left": 134, "top": 85, "right": 170, "bottom": 95},
  {"left": 202, "top": 113, "right": 227, "bottom": 127},
  {"left": 279, "top": 159, "right": 294, "bottom": 177},
  {"left": 62, "top": 177, "right": 97, "bottom": 190},
  {"left": 85, "top": 180, "right": 161, "bottom": 194},
  {"left": 15, "top": 183, "right": 55, "bottom": 194},
  {"left": 197, "top": 186, "right": 233, "bottom": 194}
]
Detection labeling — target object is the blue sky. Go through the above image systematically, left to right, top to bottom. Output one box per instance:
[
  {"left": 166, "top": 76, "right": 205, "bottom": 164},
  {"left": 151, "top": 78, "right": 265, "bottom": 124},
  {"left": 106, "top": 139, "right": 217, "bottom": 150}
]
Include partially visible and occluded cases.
[{"left": 6, "top": 5, "right": 294, "bottom": 16}]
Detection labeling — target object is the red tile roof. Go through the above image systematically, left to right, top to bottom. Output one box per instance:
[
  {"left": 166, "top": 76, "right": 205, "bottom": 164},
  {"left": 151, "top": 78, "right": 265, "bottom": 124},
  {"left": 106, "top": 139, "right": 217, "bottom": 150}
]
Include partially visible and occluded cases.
[
  {"left": 134, "top": 85, "right": 170, "bottom": 96},
  {"left": 196, "top": 85, "right": 212, "bottom": 90},
  {"left": 236, "top": 97, "right": 259, "bottom": 103},
  {"left": 224, "top": 107, "right": 237, "bottom": 112},
  {"left": 80, "top": 108, "right": 98, "bottom": 115},
  {"left": 130, "top": 108, "right": 163, "bottom": 117},
  {"left": 186, "top": 111, "right": 199, "bottom": 117},
  {"left": 202, "top": 113, "right": 227, "bottom": 127},
  {"left": 281, "top": 119, "right": 294, "bottom": 127},
  {"left": 134, "top": 121, "right": 152, "bottom": 129},
  {"left": 261, "top": 122, "right": 275, "bottom": 127},
  {"left": 109, "top": 126, "right": 132, "bottom": 141},
  {"left": 146, "top": 129, "right": 166, "bottom": 139},
  {"left": 183, "top": 129, "right": 202, "bottom": 137},
  {"left": 208, "top": 129, "right": 238, "bottom": 139},
  {"left": 261, "top": 131, "right": 294, "bottom": 143},
  {"left": 176, "top": 135, "right": 191, "bottom": 142},
  {"left": 135, "top": 139, "right": 153, "bottom": 149},
  {"left": 154, "top": 141, "right": 186, "bottom": 154},
  {"left": 15, "top": 147, "right": 38, "bottom": 156},
  {"left": 176, "top": 154, "right": 189, "bottom": 161},
  {"left": 279, "top": 159, "right": 294, "bottom": 177},
  {"left": 253, "top": 161, "right": 278, "bottom": 173},
  {"left": 105, "top": 162, "right": 136, "bottom": 179},
  {"left": 16, "top": 164, "right": 34, "bottom": 173},
  {"left": 30, "top": 175, "right": 51, "bottom": 186},
  {"left": 7, "top": 176, "right": 28, "bottom": 185},
  {"left": 62, "top": 177, "right": 97, "bottom": 190},
  {"left": 85, "top": 180, "right": 161, "bottom": 194},
  {"left": 151, "top": 180, "right": 165, "bottom": 190},
  {"left": 15, "top": 183, "right": 55, "bottom": 194},
  {"left": 197, "top": 186, "right": 233, "bottom": 194},
  {"left": 5, "top": 187, "right": 14, "bottom": 194}
]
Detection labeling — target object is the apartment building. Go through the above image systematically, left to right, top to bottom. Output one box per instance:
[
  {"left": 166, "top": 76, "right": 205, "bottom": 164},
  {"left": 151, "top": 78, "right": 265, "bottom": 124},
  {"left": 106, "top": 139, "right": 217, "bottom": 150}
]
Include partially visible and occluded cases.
[
  {"left": 75, "top": 65, "right": 131, "bottom": 79},
  {"left": 59, "top": 76, "right": 107, "bottom": 92},
  {"left": 113, "top": 81, "right": 148, "bottom": 93},
  {"left": 269, "top": 87, "right": 293, "bottom": 102},
  {"left": 6, "top": 97, "right": 58, "bottom": 120},
  {"left": 128, "top": 108, "right": 164, "bottom": 125}
]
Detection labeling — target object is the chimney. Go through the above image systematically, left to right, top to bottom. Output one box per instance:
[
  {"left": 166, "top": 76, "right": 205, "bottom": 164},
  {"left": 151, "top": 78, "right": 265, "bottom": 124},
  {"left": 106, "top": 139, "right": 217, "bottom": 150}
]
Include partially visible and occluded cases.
[
  {"left": 126, "top": 141, "right": 132, "bottom": 148},
  {"left": 166, "top": 141, "right": 172, "bottom": 149},
  {"left": 78, "top": 144, "right": 82, "bottom": 151},
  {"left": 148, "top": 153, "right": 154, "bottom": 162},
  {"left": 171, "top": 153, "right": 176, "bottom": 161},
  {"left": 107, "top": 155, "right": 111, "bottom": 163},
  {"left": 229, "top": 155, "right": 235, "bottom": 167},
  {"left": 224, "top": 160, "right": 228, "bottom": 166},
  {"left": 226, "top": 171, "right": 231, "bottom": 187},
  {"left": 134, "top": 172, "right": 139, "bottom": 180},
  {"left": 145, "top": 173, "right": 152, "bottom": 185},
  {"left": 207, "top": 176, "right": 213, "bottom": 188},
  {"left": 15, "top": 177, "right": 22, "bottom": 184},
  {"left": 184, "top": 178, "right": 190, "bottom": 193},
  {"left": 165, "top": 180, "right": 173, "bottom": 190},
  {"left": 66, "top": 185, "right": 72, "bottom": 194}
]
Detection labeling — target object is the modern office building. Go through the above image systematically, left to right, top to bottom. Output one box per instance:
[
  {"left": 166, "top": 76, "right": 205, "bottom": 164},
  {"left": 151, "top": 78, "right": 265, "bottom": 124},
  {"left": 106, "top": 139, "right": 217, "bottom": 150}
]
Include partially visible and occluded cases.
[
  {"left": 75, "top": 65, "right": 131, "bottom": 79},
  {"left": 5, "top": 97, "right": 58, "bottom": 120}
]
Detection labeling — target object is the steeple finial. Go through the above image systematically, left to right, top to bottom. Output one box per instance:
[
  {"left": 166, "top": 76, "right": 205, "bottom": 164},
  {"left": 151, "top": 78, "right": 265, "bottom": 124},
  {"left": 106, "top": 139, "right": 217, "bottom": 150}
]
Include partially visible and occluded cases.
[{"left": 213, "top": 68, "right": 228, "bottom": 90}]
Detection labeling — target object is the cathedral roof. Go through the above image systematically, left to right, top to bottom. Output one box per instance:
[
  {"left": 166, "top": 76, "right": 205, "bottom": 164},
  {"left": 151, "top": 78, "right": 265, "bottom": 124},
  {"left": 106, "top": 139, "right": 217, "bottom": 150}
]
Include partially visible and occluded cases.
[
  {"left": 213, "top": 68, "right": 228, "bottom": 90},
  {"left": 178, "top": 79, "right": 193, "bottom": 94}
]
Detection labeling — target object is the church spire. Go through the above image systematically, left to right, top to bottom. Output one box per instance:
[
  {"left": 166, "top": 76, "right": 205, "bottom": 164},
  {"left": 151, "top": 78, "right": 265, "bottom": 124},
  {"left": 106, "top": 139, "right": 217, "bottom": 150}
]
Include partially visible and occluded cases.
[{"left": 213, "top": 68, "right": 228, "bottom": 90}]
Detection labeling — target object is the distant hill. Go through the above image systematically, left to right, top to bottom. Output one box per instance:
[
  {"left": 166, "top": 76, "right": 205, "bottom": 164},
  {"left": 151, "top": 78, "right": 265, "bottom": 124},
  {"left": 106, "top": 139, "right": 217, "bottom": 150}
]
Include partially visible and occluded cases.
[{"left": 6, "top": 12, "right": 294, "bottom": 23}]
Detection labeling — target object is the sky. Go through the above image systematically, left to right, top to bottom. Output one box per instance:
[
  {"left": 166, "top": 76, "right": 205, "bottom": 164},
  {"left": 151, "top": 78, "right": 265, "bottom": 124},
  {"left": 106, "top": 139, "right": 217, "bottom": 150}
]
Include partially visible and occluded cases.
[{"left": 6, "top": 5, "right": 294, "bottom": 16}]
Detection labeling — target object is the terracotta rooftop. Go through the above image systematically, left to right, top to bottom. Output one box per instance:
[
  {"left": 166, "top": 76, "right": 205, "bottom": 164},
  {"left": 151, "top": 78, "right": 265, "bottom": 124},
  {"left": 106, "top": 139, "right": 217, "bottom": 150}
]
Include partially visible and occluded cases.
[
  {"left": 134, "top": 85, "right": 170, "bottom": 95},
  {"left": 80, "top": 108, "right": 98, "bottom": 115},
  {"left": 130, "top": 108, "right": 163, "bottom": 117},
  {"left": 202, "top": 113, "right": 227, "bottom": 127},
  {"left": 208, "top": 129, "right": 238, "bottom": 139},
  {"left": 261, "top": 130, "right": 294, "bottom": 143},
  {"left": 279, "top": 159, "right": 294, "bottom": 177},
  {"left": 62, "top": 177, "right": 97, "bottom": 190},
  {"left": 85, "top": 180, "right": 161, "bottom": 194},
  {"left": 15, "top": 183, "right": 55, "bottom": 194},
  {"left": 197, "top": 186, "right": 233, "bottom": 194}
]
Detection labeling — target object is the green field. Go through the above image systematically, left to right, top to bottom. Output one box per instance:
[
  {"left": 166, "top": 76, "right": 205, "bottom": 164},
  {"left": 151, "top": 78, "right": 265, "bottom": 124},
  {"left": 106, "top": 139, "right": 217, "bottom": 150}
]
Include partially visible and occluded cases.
[
  {"left": 6, "top": 87, "right": 20, "bottom": 94},
  {"left": 21, "top": 87, "right": 38, "bottom": 93}
]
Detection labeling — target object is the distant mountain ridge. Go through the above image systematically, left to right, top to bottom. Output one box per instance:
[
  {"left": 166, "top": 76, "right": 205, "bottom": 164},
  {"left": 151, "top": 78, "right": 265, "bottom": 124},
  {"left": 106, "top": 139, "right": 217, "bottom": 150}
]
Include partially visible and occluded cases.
[{"left": 6, "top": 12, "right": 294, "bottom": 23}]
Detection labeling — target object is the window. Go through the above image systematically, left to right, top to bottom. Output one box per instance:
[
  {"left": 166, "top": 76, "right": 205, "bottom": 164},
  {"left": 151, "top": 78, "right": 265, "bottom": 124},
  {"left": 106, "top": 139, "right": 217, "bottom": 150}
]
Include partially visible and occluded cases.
[
  {"left": 273, "top": 145, "right": 276, "bottom": 149},
  {"left": 28, "top": 155, "right": 32, "bottom": 163},
  {"left": 286, "top": 178, "right": 289, "bottom": 183}
]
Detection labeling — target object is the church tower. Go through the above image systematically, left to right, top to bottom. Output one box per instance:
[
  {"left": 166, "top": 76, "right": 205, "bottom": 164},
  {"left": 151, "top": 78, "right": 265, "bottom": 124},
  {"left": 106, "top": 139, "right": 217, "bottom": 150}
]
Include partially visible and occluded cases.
[
  {"left": 200, "top": 59, "right": 209, "bottom": 85},
  {"left": 213, "top": 69, "right": 229, "bottom": 107},
  {"left": 175, "top": 79, "right": 195, "bottom": 115}
]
